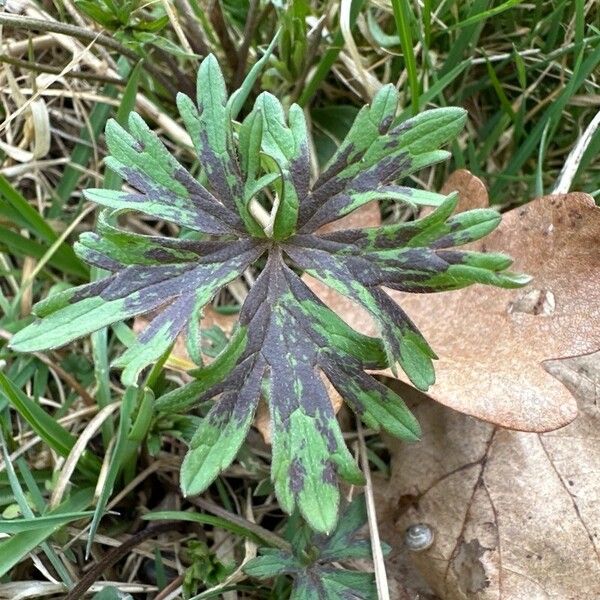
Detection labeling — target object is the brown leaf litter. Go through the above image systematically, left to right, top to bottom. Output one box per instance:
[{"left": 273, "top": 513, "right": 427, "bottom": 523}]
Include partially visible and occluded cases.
[
  {"left": 308, "top": 170, "right": 600, "bottom": 432},
  {"left": 376, "top": 349, "right": 600, "bottom": 599}
]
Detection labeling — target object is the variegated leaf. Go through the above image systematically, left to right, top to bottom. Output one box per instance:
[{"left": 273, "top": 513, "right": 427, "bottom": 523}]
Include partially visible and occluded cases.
[
  {"left": 10, "top": 54, "right": 528, "bottom": 533},
  {"left": 244, "top": 495, "right": 380, "bottom": 599}
]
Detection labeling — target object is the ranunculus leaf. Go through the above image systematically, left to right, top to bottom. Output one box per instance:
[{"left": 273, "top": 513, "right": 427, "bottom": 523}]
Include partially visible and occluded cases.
[{"left": 10, "top": 56, "right": 527, "bottom": 532}]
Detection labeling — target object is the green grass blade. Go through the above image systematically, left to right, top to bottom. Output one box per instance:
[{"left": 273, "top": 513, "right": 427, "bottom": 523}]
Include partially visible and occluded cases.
[
  {"left": 298, "top": 0, "right": 365, "bottom": 107},
  {"left": 390, "top": 0, "right": 420, "bottom": 113},
  {"left": 423, "top": 0, "right": 432, "bottom": 47},
  {"left": 440, "top": 0, "right": 490, "bottom": 76},
  {"left": 450, "top": 0, "right": 523, "bottom": 30},
  {"left": 574, "top": 0, "right": 585, "bottom": 48},
  {"left": 227, "top": 32, "right": 280, "bottom": 119},
  {"left": 491, "top": 44, "right": 600, "bottom": 197},
  {"left": 397, "top": 58, "right": 472, "bottom": 122},
  {"left": 485, "top": 59, "right": 515, "bottom": 119},
  {"left": 535, "top": 120, "right": 552, "bottom": 196},
  {"left": 0, "top": 176, "right": 86, "bottom": 278},
  {"left": 0, "top": 176, "right": 58, "bottom": 242},
  {"left": 0, "top": 226, "right": 85, "bottom": 278},
  {"left": 90, "top": 312, "right": 113, "bottom": 447},
  {"left": 0, "top": 372, "right": 101, "bottom": 476},
  {"left": 86, "top": 385, "right": 136, "bottom": 556},
  {"left": 0, "top": 426, "right": 80, "bottom": 583},
  {"left": 15, "top": 455, "right": 75, "bottom": 584},
  {"left": 15, "top": 458, "right": 46, "bottom": 513},
  {"left": 0, "top": 488, "right": 92, "bottom": 578},
  {"left": 143, "top": 510, "right": 288, "bottom": 549},
  {"left": 0, "top": 511, "right": 94, "bottom": 534}
]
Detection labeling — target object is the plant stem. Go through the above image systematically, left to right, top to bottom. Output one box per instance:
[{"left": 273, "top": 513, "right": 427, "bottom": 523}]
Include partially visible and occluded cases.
[{"left": 173, "top": 0, "right": 210, "bottom": 56}]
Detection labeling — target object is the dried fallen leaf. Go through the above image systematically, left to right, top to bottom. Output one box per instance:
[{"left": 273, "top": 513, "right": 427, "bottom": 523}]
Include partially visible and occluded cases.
[
  {"left": 419, "top": 169, "right": 489, "bottom": 217},
  {"left": 440, "top": 169, "right": 489, "bottom": 211},
  {"left": 308, "top": 172, "right": 600, "bottom": 431},
  {"left": 317, "top": 197, "right": 382, "bottom": 231},
  {"left": 376, "top": 349, "right": 600, "bottom": 599}
]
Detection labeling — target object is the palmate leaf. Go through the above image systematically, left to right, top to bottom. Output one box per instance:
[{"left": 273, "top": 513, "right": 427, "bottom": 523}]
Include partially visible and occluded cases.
[
  {"left": 10, "top": 54, "right": 529, "bottom": 533},
  {"left": 244, "top": 495, "right": 381, "bottom": 600}
]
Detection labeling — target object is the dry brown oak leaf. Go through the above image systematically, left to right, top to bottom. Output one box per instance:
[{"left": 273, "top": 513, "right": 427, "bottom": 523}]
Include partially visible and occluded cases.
[
  {"left": 307, "top": 170, "right": 600, "bottom": 432},
  {"left": 376, "top": 351, "right": 600, "bottom": 600}
]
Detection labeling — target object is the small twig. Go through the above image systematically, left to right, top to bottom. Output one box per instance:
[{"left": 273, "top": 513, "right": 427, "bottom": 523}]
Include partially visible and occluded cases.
[
  {"left": 53, "top": 0, "right": 119, "bottom": 72},
  {"left": 160, "top": 0, "right": 195, "bottom": 55},
  {"left": 173, "top": 0, "right": 210, "bottom": 56},
  {"left": 209, "top": 0, "right": 239, "bottom": 75},
  {"left": 233, "top": 0, "right": 260, "bottom": 88},
  {"left": 0, "top": 13, "right": 177, "bottom": 96},
  {"left": 0, "top": 14, "right": 135, "bottom": 63},
  {"left": 0, "top": 54, "right": 125, "bottom": 85},
  {"left": 41, "top": 352, "right": 98, "bottom": 405},
  {"left": 64, "top": 522, "right": 177, "bottom": 600},
  {"left": 154, "top": 573, "right": 185, "bottom": 600}
]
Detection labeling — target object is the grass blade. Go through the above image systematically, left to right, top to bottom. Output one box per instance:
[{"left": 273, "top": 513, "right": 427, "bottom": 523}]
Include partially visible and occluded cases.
[
  {"left": 298, "top": 0, "right": 366, "bottom": 107},
  {"left": 390, "top": 0, "right": 420, "bottom": 113},
  {"left": 451, "top": 0, "right": 523, "bottom": 30},
  {"left": 490, "top": 44, "right": 600, "bottom": 197},
  {"left": 0, "top": 176, "right": 86, "bottom": 278},
  {"left": 0, "top": 371, "right": 101, "bottom": 476},
  {"left": 86, "top": 385, "right": 136, "bottom": 556},
  {"left": 0, "top": 488, "right": 92, "bottom": 578},
  {"left": 143, "top": 510, "right": 288, "bottom": 549},
  {"left": 0, "top": 511, "right": 94, "bottom": 534}
]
